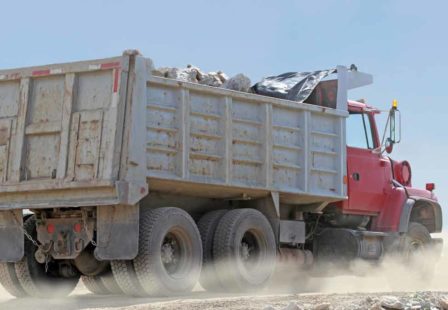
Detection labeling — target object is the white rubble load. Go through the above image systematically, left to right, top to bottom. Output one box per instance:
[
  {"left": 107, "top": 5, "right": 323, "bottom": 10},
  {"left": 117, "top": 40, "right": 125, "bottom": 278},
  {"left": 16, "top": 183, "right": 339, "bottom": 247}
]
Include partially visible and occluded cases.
[
  {"left": 152, "top": 64, "right": 251, "bottom": 92},
  {"left": 223, "top": 73, "right": 252, "bottom": 92}
]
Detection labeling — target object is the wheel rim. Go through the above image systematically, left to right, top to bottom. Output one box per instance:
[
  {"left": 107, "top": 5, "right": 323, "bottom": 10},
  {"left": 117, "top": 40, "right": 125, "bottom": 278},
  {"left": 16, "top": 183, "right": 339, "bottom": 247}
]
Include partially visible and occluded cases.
[
  {"left": 160, "top": 229, "right": 192, "bottom": 278},
  {"left": 239, "top": 230, "right": 262, "bottom": 271},
  {"left": 407, "top": 239, "right": 425, "bottom": 263}
]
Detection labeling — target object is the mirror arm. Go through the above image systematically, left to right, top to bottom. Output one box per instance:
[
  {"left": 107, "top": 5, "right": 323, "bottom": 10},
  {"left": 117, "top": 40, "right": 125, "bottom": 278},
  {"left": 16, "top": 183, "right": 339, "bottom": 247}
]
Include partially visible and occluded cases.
[{"left": 379, "top": 112, "right": 391, "bottom": 148}]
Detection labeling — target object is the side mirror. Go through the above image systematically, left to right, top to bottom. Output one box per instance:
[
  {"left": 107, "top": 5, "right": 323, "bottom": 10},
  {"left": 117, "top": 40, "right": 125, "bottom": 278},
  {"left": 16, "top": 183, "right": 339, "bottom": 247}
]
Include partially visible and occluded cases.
[
  {"left": 380, "top": 100, "right": 401, "bottom": 154},
  {"left": 389, "top": 102, "right": 401, "bottom": 144},
  {"left": 385, "top": 138, "right": 394, "bottom": 154}
]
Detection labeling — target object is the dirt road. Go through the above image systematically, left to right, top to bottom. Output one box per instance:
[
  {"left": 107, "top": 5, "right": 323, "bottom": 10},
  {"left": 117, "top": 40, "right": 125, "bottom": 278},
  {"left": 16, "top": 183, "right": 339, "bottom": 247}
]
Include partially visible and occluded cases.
[
  {"left": 1, "top": 233, "right": 447, "bottom": 310},
  {"left": 1, "top": 286, "right": 448, "bottom": 310}
]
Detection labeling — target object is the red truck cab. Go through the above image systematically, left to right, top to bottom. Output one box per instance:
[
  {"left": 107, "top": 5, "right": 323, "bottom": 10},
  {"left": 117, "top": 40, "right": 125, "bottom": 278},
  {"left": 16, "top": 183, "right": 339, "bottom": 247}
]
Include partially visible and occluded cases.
[{"left": 341, "top": 100, "right": 442, "bottom": 234}]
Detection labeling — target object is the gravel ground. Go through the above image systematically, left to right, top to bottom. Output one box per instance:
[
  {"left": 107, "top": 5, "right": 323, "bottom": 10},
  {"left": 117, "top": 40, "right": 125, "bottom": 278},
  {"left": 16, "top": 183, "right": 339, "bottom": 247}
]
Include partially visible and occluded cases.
[
  {"left": 1, "top": 234, "right": 446, "bottom": 310},
  {"left": 1, "top": 287, "right": 448, "bottom": 310},
  {"left": 85, "top": 291, "right": 448, "bottom": 310}
]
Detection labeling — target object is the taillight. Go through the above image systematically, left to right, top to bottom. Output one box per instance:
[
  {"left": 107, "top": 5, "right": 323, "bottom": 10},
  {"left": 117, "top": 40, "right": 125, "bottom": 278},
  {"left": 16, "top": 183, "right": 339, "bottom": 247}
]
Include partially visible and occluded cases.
[
  {"left": 47, "top": 223, "right": 55, "bottom": 234},
  {"left": 74, "top": 223, "right": 82, "bottom": 233}
]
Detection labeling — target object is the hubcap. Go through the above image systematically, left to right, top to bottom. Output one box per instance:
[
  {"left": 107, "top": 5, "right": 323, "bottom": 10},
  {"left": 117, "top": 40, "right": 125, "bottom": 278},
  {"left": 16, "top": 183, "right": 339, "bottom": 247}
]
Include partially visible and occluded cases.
[
  {"left": 239, "top": 231, "right": 261, "bottom": 270},
  {"left": 161, "top": 232, "right": 182, "bottom": 275}
]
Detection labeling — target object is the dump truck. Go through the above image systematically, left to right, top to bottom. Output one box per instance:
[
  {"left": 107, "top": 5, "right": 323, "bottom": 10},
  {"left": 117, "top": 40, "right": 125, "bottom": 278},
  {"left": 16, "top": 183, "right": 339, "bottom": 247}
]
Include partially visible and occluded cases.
[{"left": 0, "top": 50, "right": 442, "bottom": 297}]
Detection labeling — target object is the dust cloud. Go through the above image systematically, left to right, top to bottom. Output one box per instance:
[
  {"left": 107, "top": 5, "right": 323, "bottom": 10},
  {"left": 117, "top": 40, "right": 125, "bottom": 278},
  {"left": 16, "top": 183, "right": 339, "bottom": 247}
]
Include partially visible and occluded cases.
[
  {"left": 297, "top": 232, "right": 448, "bottom": 294},
  {"left": 0, "top": 234, "right": 446, "bottom": 310}
]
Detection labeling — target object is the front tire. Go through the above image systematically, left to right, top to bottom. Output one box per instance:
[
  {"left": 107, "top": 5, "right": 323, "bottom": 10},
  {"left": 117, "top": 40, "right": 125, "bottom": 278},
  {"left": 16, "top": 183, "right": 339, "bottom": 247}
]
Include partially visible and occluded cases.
[
  {"left": 133, "top": 207, "right": 203, "bottom": 296},
  {"left": 212, "top": 209, "right": 277, "bottom": 292},
  {"left": 385, "top": 222, "right": 435, "bottom": 289},
  {"left": 403, "top": 222, "right": 434, "bottom": 279}
]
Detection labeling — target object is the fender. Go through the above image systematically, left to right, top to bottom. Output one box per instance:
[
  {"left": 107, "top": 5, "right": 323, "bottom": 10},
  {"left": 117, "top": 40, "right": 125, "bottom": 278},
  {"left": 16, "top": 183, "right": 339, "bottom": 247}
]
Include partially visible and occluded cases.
[{"left": 398, "top": 197, "right": 443, "bottom": 233}]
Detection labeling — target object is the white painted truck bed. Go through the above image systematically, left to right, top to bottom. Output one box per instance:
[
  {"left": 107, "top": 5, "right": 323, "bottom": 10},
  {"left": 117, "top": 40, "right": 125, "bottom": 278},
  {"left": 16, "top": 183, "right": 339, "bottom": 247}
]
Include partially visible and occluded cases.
[{"left": 0, "top": 51, "right": 364, "bottom": 209}]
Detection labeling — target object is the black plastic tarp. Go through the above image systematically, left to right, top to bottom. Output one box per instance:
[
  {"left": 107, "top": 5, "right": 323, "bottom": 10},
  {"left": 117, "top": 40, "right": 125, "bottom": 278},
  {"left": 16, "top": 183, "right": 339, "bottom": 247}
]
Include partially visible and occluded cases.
[{"left": 251, "top": 69, "right": 336, "bottom": 103}]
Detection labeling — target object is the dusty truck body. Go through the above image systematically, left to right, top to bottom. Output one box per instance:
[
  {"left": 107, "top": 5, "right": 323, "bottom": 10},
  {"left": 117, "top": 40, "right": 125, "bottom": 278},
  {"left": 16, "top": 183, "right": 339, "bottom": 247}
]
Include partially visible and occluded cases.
[{"left": 0, "top": 51, "right": 442, "bottom": 297}]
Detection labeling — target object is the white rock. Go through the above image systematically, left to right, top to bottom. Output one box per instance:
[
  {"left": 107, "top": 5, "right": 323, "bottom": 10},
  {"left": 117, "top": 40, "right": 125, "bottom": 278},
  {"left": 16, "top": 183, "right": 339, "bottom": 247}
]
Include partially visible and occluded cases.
[
  {"left": 151, "top": 66, "right": 252, "bottom": 93},
  {"left": 152, "top": 66, "right": 202, "bottom": 83},
  {"left": 217, "top": 71, "right": 229, "bottom": 83},
  {"left": 198, "top": 72, "right": 224, "bottom": 87},
  {"left": 223, "top": 73, "right": 251, "bottom": 92},
  {"left": 380, "top": 296, "right": 404, "bottom": 310},
  {"left": 439, "top": 297, "right": 448, "bottom": 310},
  {"left": 283, "top": 302, "right": 303, "bottom": 310},
  {"left": 313, "top": 303, "right": 331, "bottom": 310},
  {"left": 369, "top": 303, "right": 383, "bottom": 310}
]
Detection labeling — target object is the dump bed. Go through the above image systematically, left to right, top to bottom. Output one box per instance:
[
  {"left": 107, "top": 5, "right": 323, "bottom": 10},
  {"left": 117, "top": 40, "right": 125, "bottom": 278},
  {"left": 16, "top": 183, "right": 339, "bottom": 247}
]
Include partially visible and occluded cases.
[
  {"left": 0, "top": 51, "right": 372, "bottom": 209},
  {"left": 146, "top": 76, "right": 348, "bottom": 204}
]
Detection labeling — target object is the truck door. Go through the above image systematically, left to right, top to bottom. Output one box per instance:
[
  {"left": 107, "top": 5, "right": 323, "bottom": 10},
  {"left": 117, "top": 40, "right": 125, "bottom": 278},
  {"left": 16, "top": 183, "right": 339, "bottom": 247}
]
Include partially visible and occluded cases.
[{"left": 346, "top": 112, "right": 386, "bottom": 213}]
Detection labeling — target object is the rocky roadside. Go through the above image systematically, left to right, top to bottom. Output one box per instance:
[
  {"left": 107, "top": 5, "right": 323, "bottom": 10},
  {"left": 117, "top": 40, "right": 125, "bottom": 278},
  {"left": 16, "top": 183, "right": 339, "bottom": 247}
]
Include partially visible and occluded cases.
[{"left": 88, "top": 292, "right": 448, "bottom": 310}]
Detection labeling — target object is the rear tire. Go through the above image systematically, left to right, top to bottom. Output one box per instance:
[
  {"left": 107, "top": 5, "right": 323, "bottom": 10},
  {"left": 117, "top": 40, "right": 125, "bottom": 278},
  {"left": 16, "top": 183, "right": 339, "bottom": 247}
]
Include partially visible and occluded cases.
[
  {"left": 133, "top": 207, "right": 202, "bottom": 296},
  {"left": 213, "top": 208, "right": 276, "bottom": 292},
  {"left": 197, "top": 209, "right": 228, "bottom": 291},
  {"left": 14, "top": 216, "right": 80, "bottom": 298},
  {"left": 110, "top": 260, "right": 146, "bottom": 297},
  {"left": 0, "top": 263, "right": 28, "bottom": 297},
  {"left": 82, "top": 270, "right": 122, "bottom": 295},
  {"left": 100, "top": 270, "right": 123, "bottom": 294},
  {"left": 82, "top": 275, "right": 109, "bottom": 295}
]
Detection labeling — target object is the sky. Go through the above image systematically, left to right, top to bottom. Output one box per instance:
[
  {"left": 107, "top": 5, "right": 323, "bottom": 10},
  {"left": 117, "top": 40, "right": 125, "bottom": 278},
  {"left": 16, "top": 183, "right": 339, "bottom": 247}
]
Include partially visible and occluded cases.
[{"left": 1, "top": 0, "right": 447, "bottom": 225}]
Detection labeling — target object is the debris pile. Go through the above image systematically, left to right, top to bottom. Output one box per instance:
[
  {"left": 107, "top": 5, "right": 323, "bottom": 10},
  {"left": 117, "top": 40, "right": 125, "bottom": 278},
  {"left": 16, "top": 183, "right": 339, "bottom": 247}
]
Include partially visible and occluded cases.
[
  {"left": 150, "top": 62, "right": 338, "bottom": 105},
  {"left": 151, "top": 65, "right": 252, "bottom": 92}
]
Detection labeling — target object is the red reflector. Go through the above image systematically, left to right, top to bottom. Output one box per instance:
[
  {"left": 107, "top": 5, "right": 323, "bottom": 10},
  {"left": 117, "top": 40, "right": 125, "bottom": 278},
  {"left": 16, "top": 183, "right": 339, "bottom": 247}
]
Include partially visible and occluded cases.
[
  {"left": 100, "top": 62, "right": 120, "bottom": 70},
  {"left": 32, "top": 69, "right": 50, "bottom": 77},
  {"left": 426, "top": 183, "right": 435, "bottom": 191},
  {"left": 74, "top": 223, "right": 82, "bottom": 233},
  {"left": 47, "top": 224, "right": 55, "bottom": 234}
]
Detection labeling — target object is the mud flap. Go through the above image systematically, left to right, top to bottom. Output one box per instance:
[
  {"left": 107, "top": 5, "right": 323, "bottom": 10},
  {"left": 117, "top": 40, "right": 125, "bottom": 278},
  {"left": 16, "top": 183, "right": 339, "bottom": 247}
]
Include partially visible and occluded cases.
[
  {"left": 94, "top": 204, "right": 139, "bottom": 260},
  {"left": 0, "top": 210, "right": 24, "bottom": 262}
]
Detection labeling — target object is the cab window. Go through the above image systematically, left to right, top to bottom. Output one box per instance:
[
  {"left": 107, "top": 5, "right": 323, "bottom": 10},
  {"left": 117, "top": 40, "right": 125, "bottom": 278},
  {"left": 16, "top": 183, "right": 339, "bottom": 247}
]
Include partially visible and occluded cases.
[{"left": 346, "top": 113, "right": 374, "bottom": 149}]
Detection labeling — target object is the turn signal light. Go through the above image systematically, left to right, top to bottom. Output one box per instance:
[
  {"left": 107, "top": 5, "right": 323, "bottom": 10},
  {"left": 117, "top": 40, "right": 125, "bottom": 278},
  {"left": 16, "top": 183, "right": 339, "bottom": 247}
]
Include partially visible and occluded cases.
[{"left": 426, "top": 183, "right": 435, "bottom": 192}]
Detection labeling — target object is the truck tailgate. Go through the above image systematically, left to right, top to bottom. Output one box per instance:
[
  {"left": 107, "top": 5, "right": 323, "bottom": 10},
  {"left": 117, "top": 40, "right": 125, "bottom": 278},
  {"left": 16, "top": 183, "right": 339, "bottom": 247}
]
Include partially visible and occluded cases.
[{"left": 0, "top": 55, "right": 131, "bottom": 208}]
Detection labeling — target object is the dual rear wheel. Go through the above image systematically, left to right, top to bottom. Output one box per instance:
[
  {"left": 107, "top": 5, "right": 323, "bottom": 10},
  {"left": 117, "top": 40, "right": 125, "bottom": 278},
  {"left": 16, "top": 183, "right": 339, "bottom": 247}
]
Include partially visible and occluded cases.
[
  {"left": 0, "top": 207, "right": 277, "bottom": 298},
  {"left": 111, "top": 207, "right": 277, "bottom": 296},
  {"left": 198, "top": 208, "right": 277, "bottom": 293}
]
